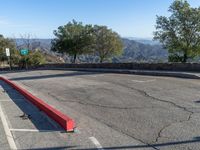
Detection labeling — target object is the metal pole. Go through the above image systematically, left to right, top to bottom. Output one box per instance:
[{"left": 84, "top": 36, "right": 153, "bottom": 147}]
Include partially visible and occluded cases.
[
  {"left": 5, "top": 48, "right": 11, "bottom": 70},
  {"left": 9, "top": 50, "right": 12, "bottom": 70},
  {"left": 8, "top": 56, "right": 11, "bottom": 70},
  {"left": 25, "top": 56, "right": 28, "bottom": 70}
]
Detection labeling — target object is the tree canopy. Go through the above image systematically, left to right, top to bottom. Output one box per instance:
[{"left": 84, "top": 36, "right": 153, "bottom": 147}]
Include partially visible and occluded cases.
[
  {"left": 154, "top": 0, "right": 200, "bottom": 62},
  {"left": 51, "top": 20, "right": 123, "bottom": 63},
  {"left": 51, "top": 20, "right": 94, "bottom": 63},
  {"left": 93, "top": 25, "right": 123, "bottom": 63},
  {"left": 0, "top": 35, "right": 16, "bottom": 63}
]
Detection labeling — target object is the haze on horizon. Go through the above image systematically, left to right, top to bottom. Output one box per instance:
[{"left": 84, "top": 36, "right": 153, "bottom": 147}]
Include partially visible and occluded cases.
[{"left": 0, "top": 0, "right": 199, "bottom": 39}]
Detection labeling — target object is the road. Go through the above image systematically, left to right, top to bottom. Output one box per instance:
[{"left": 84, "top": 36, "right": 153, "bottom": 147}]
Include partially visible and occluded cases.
[{"left": 1, "top": 70, "right": 200, "bottom": 150}]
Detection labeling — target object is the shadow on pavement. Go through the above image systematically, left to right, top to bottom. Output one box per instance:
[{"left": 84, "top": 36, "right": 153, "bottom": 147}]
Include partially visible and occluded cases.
[
  {"left": 0, "top": 69, "right": 38, "bottom": 74},
  {"left": 10, "top": 71, "right": 105, "bottom": 81},
  {"left": 0, "top": 80, "right": 64, "bottom": 132},
  {"left": 194, "top": 100, "right": 200, "bottom": 103},
  {"left": 17, "top": 136, "right": 200, "bottom": 150},
  {"left": 70, "top": 137, "right": 200, "bottom": 150},
  {"left": 23, "top": 146, "right": 77, "bottom": 150}
]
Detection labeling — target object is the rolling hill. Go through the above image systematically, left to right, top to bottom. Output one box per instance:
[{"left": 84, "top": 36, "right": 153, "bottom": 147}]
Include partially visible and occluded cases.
[{"left": 14, "top": 38, "right": 168, "bottom": 63}]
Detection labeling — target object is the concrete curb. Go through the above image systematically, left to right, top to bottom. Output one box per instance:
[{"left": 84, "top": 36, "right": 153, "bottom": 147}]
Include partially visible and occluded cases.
[
  {"left": 48, "top": 68, "right": 200, "bottom": 79},
  {"left": 0, "top": 76, "right": 75, "bottom": 132}
]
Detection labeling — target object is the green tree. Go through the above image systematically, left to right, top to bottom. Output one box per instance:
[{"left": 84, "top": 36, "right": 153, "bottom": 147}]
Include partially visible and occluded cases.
[
  {"left": 154, "top": 0, "right": 200, "bottom": 62},
  {"left": 51, "top": 20, "right": 94, "bottom": 63},
  {"left": 93, "top": 25, "right": 123, "bottom": 63},
  {"left": 0, "top": 35, "right": 17, "bottom": 67},
  {"left": 11, "top": 49, "right": 21, "bottom": 66},
  {"left": 18, "top": 50, "right": 46, "bottom": 69},
  {"left": 27, "top": 50, "right": 46, "bottom": 66}
]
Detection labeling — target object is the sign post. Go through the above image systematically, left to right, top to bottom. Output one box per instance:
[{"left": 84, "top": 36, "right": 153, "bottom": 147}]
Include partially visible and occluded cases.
[{"left": 5, "top": 48, "right": 11, "bottom": 70}]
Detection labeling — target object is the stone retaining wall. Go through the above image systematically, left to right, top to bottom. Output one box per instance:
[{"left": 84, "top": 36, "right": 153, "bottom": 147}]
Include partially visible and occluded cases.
[{"left": 41, "top": 63, "right": 200, "bottom": 72}]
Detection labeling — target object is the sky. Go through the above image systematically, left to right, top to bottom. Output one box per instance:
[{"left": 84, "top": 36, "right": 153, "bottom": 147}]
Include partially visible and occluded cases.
[{"left": 0, "top": 0, "right": 199, "bottom": 39}]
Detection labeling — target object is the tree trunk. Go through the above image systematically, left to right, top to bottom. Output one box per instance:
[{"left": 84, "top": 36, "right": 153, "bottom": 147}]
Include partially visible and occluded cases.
[
  {"left": 183, "top": 50, "right": 188, "bottom": 63},
  {"left": 73, "top": 54, "right": 77, "bottom": 64},
  {"left": 100, "top": 57, "right": 103, "bottom": 63}
]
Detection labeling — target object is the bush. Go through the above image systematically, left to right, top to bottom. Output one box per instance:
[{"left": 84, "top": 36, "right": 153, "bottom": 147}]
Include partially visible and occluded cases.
[
  {"left": 14, "top": 50, "right": 46, "bottom": 69},
  {"left": 27, "top": 51, "right": 46, "bottom": 66},
  {"left": 168, "top": 54, "right": 184, "bottom": 62}
]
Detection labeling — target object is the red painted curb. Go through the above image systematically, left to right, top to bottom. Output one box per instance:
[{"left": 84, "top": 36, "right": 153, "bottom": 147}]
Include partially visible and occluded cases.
[{"left": 0, "top": 77, "right": 75, "bottom": 132}]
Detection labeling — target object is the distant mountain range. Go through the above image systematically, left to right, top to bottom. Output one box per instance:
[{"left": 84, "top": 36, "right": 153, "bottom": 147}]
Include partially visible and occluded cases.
[
  {"left": 125, "top": 37, "right": 160, "bottom": 45},
  {"left": 14, "top": 38, "right": 168, "bottom": 63},
  {"left": 15, "top": 38, "right": 52, "bottom": 54},
  {"left": 111, "top": 38, "right": 167, "bottom": 63}
]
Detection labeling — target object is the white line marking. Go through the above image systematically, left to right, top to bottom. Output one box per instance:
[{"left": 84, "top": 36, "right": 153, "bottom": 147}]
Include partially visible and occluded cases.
[
  {"left": 91, "top": 75, "right": 104, "bottom": 77},
  {"left": 91, "top": 76, "right": 97, "bottom": 77},
  {"left": 132, "top": 79, "right": 156, "bottom": 83},
  {"left": 0, "top": 99, "right": 25, "bottom": 102},
  {"left": 0, "top": 100, "right": 11, "bottom": 102},
  {"left": 0, "top": 103, "right": 17, "bottom": 150},
  {"left": 10, "top": 128, "right": 55, "bottom": 132},
  {"left": 10, "top": 129, "right": 40, "bottom": 132},
  {"left": 89, "top": 137, "right": 104, "bottom": 150}
]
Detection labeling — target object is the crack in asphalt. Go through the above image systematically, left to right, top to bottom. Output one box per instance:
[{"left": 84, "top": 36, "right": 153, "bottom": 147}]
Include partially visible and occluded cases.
[
  {"left": 106, "top": 81, "right": 195, "bottom": 144},
  {"left": 109, "top": 81, "right": 194, "bottom": 113},
  {"left": 126, "top": 86, "right": 195, "bottom": 144},
  {"left": 130, "top": 86, "right": 195, "bottom": 144},
  {"left": 135, "top": 89, "right": 193, "bottom": 113},
  {"left": 48, "top": 92, "right": 161, "bottom": 110},
  {"left": 154, "top": 112, "right": 194, "bottom": 145},
  {"left": 95, "top": 117, "right": 160, "bottom": 150},
  {"left": 155, "top": 123, "right": 172, "bottom": 143}
]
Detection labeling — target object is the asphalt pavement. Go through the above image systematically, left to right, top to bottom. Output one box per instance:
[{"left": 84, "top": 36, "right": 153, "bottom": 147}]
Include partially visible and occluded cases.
[{"left": 1, "top": 70, "right": 200, "bottom": 150}]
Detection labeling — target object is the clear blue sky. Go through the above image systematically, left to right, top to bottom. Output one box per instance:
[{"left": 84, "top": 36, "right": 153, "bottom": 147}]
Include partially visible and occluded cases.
[{"left": 0, "top": 0, "right": 199, "bottom": 39}]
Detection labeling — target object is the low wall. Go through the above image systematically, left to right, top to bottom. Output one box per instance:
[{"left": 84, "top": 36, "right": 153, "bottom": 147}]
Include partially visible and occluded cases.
[{"left": 41, "top": 63, "right": 200, "bottom": 72}]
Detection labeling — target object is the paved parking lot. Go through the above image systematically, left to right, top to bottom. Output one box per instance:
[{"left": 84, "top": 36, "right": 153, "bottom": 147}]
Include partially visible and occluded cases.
[{"left": 1, "top": 70, "right": 200, "bottom": 150}]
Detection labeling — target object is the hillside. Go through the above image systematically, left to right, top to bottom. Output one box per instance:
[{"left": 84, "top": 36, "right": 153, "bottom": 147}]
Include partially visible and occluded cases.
[
  {"left": 125, "top": 37, "right": 160, "bottom": 45},
  {"left": 15, "top": 38, "right": 168, "bottom": 63},
  {"left": 115, "top": 38, "right": 168, "bottom": 63}
]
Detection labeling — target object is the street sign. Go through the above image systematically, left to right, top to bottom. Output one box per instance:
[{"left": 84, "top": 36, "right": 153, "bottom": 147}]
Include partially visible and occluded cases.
[
  {"left": 5, "top": 48, "right": 10, "bottom": 57},
  {"left": 20, "top": 49, "right": 29, "bottom": 56}
]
